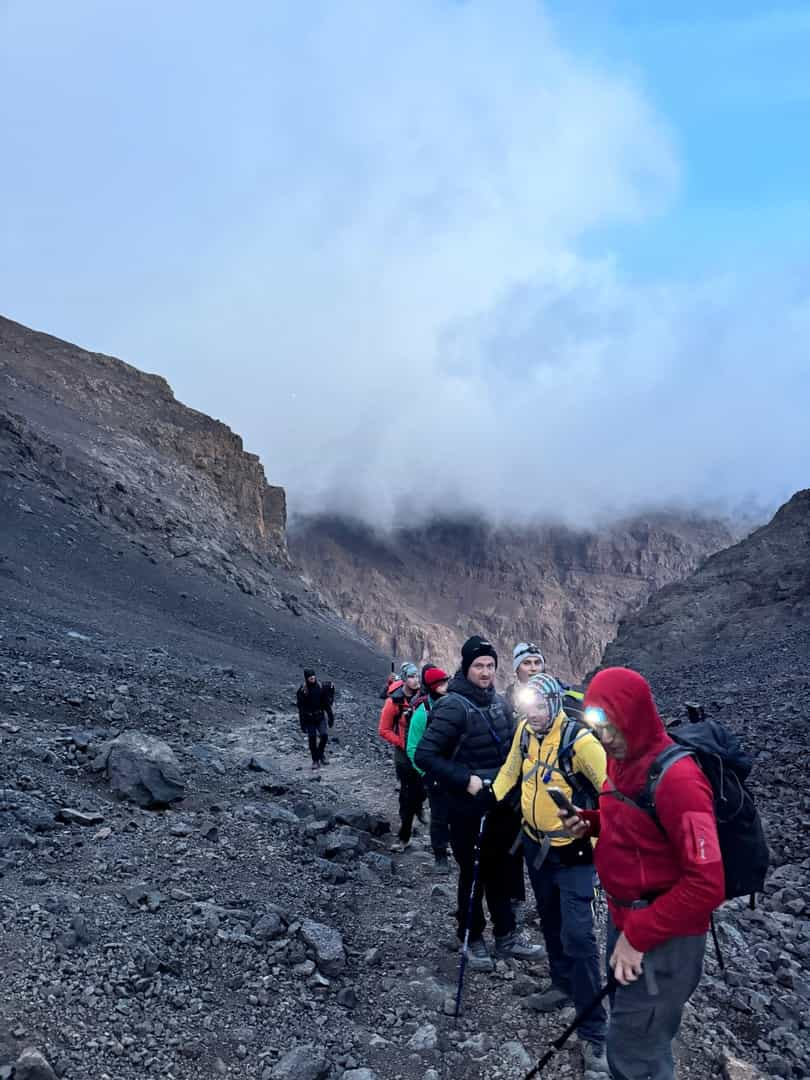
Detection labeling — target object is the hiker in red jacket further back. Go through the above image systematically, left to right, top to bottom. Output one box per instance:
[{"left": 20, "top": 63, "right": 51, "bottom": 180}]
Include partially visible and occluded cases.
[
  {"left": 378, "top": 662, "right": 426, "bottom": 851},
  {"left": 559, "top": 667, "right": 725, "bottom": 1080}
]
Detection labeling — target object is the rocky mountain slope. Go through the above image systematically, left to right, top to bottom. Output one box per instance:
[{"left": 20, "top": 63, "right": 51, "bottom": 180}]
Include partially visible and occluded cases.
[
  {"left": 1, "top": 316, "right": 292, "bottom": 603},
  {"left": 599, "top": 490, "right": 810, "bottom": 1079},
  {"left": 290, "top": 513, "right": 734, "bottom": 682}
]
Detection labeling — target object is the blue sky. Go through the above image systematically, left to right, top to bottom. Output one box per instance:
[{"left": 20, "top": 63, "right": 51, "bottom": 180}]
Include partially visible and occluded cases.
[
  {"left": 1, "top": 2, "right": 808, "bottom": 524},
  {"left": 548, "top": 2, "right": 810, "bottom": 276}
]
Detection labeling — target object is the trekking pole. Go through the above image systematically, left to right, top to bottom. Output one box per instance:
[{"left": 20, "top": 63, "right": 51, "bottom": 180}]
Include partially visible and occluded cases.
[
  {"left": 453, "top": 799, "right": 489, "bottom": 1020},
  {"left": 522, "top": 976, "right": 615, "bottom": 1079}
]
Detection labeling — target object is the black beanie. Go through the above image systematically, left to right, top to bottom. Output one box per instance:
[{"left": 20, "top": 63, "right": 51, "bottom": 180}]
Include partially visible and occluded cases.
[
  {"left": 461, "top": 635, "right": 498, "bottom": 677},
  {"left": 304, "top": 668, "right": 316, "bottom": 679}
]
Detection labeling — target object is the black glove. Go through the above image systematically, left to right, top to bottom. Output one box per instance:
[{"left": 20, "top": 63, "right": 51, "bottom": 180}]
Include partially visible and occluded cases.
[{"left": 474, "top": 785, "right": 497, "bottom": 811}]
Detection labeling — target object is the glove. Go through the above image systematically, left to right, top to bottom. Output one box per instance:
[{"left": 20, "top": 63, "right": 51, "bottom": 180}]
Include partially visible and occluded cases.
[
  {"left": 328, "top": 715, "right": 334, "bottom": 728},
  {"left": 474, "top": 785, "right": 497, "bottom": 811}
]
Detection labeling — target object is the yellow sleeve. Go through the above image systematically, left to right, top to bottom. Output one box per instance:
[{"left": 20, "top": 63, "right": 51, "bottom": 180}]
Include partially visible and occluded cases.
[
  {"left": 492, "top": 723, "right": 524, "bottom": 802},
  {"left": 574, "top": 731, "right": 607, "bottom": 793}
]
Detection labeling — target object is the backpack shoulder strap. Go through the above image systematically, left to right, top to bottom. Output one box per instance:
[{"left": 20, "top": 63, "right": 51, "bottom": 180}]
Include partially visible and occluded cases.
[
  {"left": 444, "top": 692, "right": 506, "bottom": 756},
  {"left": 557, "top": 718, "right": 587, "bottom": 773},
  {"left": 519, "top": 721, "right": 531, "bottom": 758},
  {"left": 607, "top": 745, "right": 695, "bottom": 825},
  {"left": 642, "top": 745, "right": 694, "bottom": 820}
]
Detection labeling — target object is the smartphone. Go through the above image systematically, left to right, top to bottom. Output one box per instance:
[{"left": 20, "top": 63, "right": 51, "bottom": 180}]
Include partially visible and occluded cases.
[{"left": 546, "top": 786, "right": 577, "bottom": 816}]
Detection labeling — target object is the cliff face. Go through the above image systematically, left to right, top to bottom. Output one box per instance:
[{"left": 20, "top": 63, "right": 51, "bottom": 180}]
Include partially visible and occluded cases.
[
  {"left": 0, "top": 316, "right": 288, "bottom": 596},
  {"left": 289, "top": 512, "right": 734, "bottom": 681}
]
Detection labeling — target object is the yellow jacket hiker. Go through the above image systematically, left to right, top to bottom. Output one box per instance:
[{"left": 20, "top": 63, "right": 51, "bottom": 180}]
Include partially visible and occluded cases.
[
  {"left": 489, "top": 673, "right": 610, "bottom": 1073},
  {"left": 493, "top": 703, "right": 607, "bottom": 842}
]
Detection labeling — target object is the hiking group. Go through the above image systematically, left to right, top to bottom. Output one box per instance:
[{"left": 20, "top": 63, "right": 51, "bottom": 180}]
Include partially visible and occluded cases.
[{"left": 376, "top": 634, "right": 767, "bottom": 1080}]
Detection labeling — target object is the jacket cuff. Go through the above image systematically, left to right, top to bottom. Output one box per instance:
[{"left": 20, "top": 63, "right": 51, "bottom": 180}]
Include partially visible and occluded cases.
[
  {"left": 579, "top": 810, "right": 600, "bottom": 836},
  {"left": 622, "top": 911, "right": 661, "bottom": 954}
]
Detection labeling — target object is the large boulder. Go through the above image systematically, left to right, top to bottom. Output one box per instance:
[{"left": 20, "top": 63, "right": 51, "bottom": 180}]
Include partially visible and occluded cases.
[
  {"left": 92, "top": 730, "right": 185, "bottom": 807},
  {"left": 300, "top": 919, "right": 346, "bottom": 976},
  {"left": 270, "top": 1045, "right": 329, "bottom": 1080},
  {"left": 14, "top": 1048, "right": 59, "bottom": 1080}
]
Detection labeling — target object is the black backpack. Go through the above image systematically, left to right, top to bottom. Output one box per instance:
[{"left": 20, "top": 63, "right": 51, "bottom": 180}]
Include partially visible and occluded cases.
[
  {"left": 322, "top": 681, "right": 336, "bottom": 706},
  {"left": 561, "top": 687, "right": 586, "bottom": 724},
  {"left": 519, "top": 716, "right": 601, "bottom": 809},
  {"left": 627, "top": 719, "right": 769, "bottom": 903}
]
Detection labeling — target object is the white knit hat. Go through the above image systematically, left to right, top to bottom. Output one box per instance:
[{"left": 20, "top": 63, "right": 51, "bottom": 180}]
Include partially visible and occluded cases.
[{"left": 512, "top": 642, "right": 545, "bottom": 674}]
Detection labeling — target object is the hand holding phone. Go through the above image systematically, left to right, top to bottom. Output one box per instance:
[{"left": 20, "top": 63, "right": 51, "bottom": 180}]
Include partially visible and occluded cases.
[
  {"left": 546, "top": 786, "right": 576, "bottom": 816},
  {"left": 547, "top": 786, "right": 590, "bottom": 838}
]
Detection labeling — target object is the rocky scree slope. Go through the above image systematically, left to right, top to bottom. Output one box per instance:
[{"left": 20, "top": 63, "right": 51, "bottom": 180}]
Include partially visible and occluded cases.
[
  {"left": 0, "top": 315, "right": 319, "bottom": 612},
  {"left": 599, "top": 489, "right": 810, "bottom": 1079},
  {"left": 290, "top": 513, "right": 734, "bottom": 683},
  {"left": 0, "top": 554, "right": 771, "bottom": 1080}
]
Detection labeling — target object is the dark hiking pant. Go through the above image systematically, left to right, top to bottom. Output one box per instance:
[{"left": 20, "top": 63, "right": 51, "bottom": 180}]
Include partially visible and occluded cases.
[
  {"left": 304, "top": 718, "right": 328, "bottom": 763},
  {"left": 394, "top": 748, "right": 425, "bottom": 843},
  {"left": 426, "top": 782, "right": 450, "bottom": 856},
  {"left": 449, "top": 803, "right": 520, "bottom": 942},
  {"left": 524, "top": 840, "right": 606, "bottom": 1046},
  {"left": 510, "top": 846, "right": 526, "bottom": 903},
  {"left": 606, "top": 920, "right": 706, "bottom": 1080}
]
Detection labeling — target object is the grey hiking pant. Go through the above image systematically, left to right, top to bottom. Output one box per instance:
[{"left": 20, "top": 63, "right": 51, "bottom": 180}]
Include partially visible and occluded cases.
[{"left": 606, "top": 920, "right": 706, "bottom": 1080}]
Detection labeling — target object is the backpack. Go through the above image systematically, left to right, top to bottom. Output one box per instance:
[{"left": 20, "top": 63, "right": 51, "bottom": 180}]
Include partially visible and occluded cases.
[
  {"left": 321, "top": 681, "right": 336, "bottom": 706},
  {"left": 561, "top": 687, "right": 586, "bottom": 724},
  {"left": 390, "top": 694, "right": 415, "bottom": 737},
  {"left": 519, "top": 717, "right": 601, "bottom": 809},
  {"left": 624, "top": 719, "right": 769, "bottom": 903}
]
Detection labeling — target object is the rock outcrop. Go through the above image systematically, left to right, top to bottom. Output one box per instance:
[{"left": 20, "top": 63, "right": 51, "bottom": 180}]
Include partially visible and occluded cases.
[
  {"left": 0, "top": 316, "right": 288, "bottom": 597},
  {"left": 290, "top": 512, "right": 734, "bottom": 681}
]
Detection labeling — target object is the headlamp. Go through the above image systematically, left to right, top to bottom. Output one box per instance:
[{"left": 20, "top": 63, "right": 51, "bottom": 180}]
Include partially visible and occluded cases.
[
  {"left": 518, "top": 687, "right": 538, "bottom": 707},
  {"left": 584, "top": 706, "right": 608, "bottom": 728}
]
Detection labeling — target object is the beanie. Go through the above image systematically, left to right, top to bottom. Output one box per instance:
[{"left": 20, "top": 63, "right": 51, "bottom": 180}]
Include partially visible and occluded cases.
[
  {"left": 461, "top": 635, "right": 498, "bottom": 678},
  {"left": 512, "top": 642, "right": 545, "bottom": 674},
  {"left": 400, "top": 662, "right": 419, "bottom": 681},
  {"left": 423, "top": 666, "right": 449, "bottom": 690},
  {"left": 303, "top": 668, "right": 316, "bottom": 679},
  {"left": 522, "top": 673, "right": 563, "bottom": 720}
]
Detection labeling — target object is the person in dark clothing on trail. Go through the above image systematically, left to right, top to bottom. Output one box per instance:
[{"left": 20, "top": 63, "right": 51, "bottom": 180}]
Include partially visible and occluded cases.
[
  {"left": 415, "top": 635, "right": 544, "bottom": 972},
  {"left": 378, "top": 662, "right": 426, "bottom": 850},
  {"left": 406, "top": 665, "right": 452, "bottom": 873},
  {"left": 296, "top": 669, "right": 334, "bottom": 769}
]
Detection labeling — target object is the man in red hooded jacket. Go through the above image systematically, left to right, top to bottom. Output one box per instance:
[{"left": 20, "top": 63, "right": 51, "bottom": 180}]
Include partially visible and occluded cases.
[{"left": 561, "top": 667, "right": 725, "bottom": 1080}]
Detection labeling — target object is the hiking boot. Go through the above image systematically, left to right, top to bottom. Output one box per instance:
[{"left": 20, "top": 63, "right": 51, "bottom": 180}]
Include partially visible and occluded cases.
[
  {"left": 310, "top": 760, "right": 320, "bottom": 770},
  {"left": 390, "top": 838, "right": 412, "bottom": 853},
  {"left": 433, "top": 852, "right": 451, "bottom": 875},
  {"left": 494, "top": 931, "right": 546, "bottom": 961},
  {"left": 466, "top": 937, "right": 494, "bottom": 973},
  {"left": 526, "top": 985, "right": 572, "bottom": 1012},
  {"left": 581, "top": 1040, "right": 609, "bottom": 1077}
]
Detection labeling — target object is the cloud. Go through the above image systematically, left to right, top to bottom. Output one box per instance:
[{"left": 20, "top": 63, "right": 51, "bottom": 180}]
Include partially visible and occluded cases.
[{"left": 1, "top": 1, "right": 806, "bottom": 527}]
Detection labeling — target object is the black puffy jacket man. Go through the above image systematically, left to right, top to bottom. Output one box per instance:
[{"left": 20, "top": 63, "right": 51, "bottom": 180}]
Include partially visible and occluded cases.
[
  {"left": 416, "top": 635, "right": 544, "bottom": 972},
  {"left": 296, "top": 669, "right": 334, "bottom": 769}
]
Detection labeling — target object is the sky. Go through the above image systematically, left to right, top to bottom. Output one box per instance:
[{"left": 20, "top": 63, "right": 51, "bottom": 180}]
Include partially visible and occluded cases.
[{"left": 2, "top": 1, "right": 809, "bottom": 526}]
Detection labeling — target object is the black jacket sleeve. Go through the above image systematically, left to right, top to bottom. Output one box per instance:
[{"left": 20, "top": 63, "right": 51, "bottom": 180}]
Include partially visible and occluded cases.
[
  {"left": 296, "top": 687, "right": 306, "bottom": 726},
  {"left": 414, "top": 695, "right": 471, "bottom": 793}
]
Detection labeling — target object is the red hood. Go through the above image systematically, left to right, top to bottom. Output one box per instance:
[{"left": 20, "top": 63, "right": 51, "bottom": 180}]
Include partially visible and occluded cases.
[{"left": 585, "top": 667, "right": 672, "bottom": 793}]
